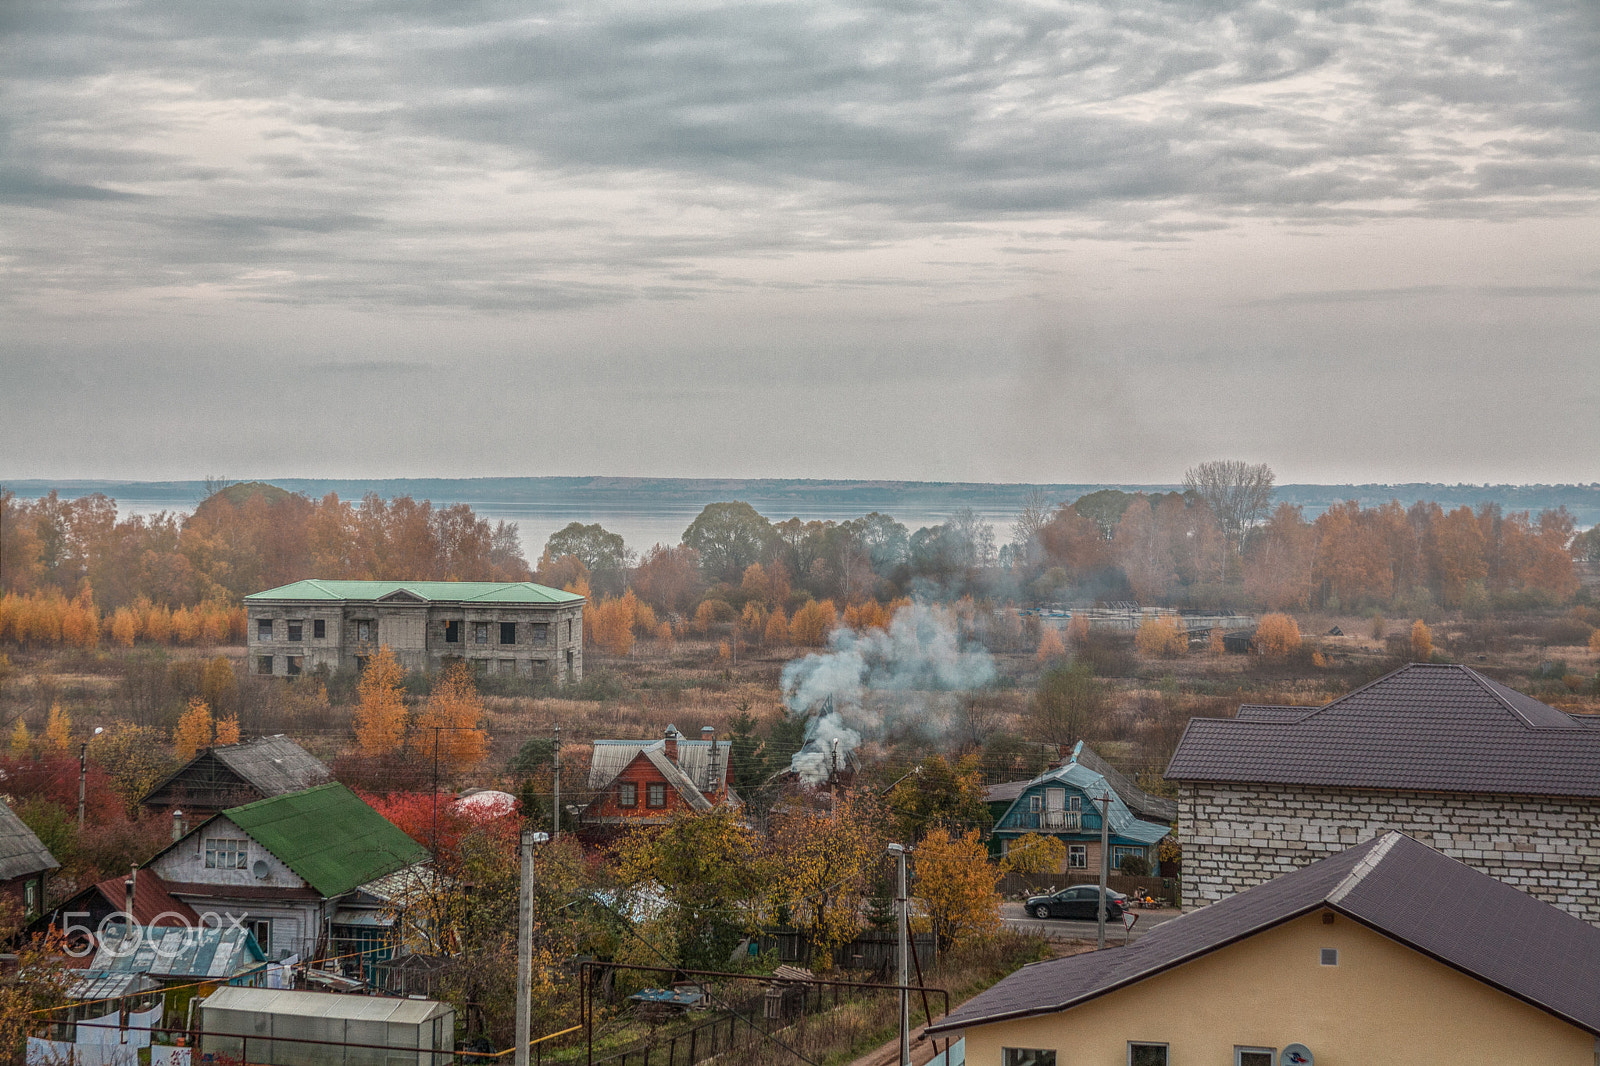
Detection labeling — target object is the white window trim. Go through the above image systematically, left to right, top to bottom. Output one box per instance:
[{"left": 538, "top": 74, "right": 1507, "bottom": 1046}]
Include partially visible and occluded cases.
[
  {"left": 1068, "top": 844, "right": 1088, "bottom": 868},
  {"left": 1127, "top": 1042, "right": 1169, "bottom": 1066},
  {"left": 1234, "top": 1049, "right": 1277, "bottom": 1066}
]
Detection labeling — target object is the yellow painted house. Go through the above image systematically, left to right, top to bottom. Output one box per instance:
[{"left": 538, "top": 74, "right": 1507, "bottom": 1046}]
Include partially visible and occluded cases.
[{"left": 929, "top": 833, "right": 1600, "bottom": 1066}]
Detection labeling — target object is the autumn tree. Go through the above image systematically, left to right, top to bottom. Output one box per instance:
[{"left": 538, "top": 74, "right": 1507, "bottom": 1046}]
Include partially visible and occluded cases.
[
  {"left": 1182, "top": 460, "right": 1275, "bottom": 580},
  {"left": 682, "top": 502, "right": 775, "bottom": 584},
  {"left": 1244, "top": 503, "right": 1316, "bottom": 609},
  {"left": 789, "top": 599, "right": 836, "bottom": 647},
  {"left": 763, "top": 607, "right": 790, "bottom": 645},
  {"left": 1254, "top": 614, "right": 1302, "bottom": 657},
  {"left": 1135, "top": 615, "right": 1187, "bottom": 658},
  {"left": 1410, "top": 619, "right": 1433, "bottom": 661},
  {"left": 1035, "top": 626, "right": 1066, "bottom": 661},
  {"left": 354, "top": 644, "right": 408, "bottom": 756},
  {"left": 200, "top": 655, "right": 239, "bottom": 719},
  {"left": 414, "top": 661, "right": 489, "bottom": 774},
  {"left": 1030, "top": 662, "right": 1104, "bottom": 750},
  {"left": 174, "top": 697, "right": 215, "bottom": 760},
  {"left": 43, "top": 703, "right": 71, "bottom": 751},
  {"left": 215, "top": 714, "right": 241, "bottom": 746},
  {"left": 10, "top": 720, "right": 30, "bottom": 757},
  {"left": 88, "top": 724, "right": 176, "bottom": 813},
  {"left": 884, "top": 755, "right": 992, "bottom": 845},
  {"left": 766, "top": 791, "right": 884, "bottom": 968},
  {"left": 913, "top": 828, "right": 1000, "bottom": 953},
  {"left": 1000, "top": 833, "right": 1066, "bottom": 875}
]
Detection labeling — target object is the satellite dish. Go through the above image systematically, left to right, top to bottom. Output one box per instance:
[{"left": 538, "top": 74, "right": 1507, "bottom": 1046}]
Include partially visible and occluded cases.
[
  {"left": 252, "top": 860, "right": 270, "bottom": 880},
  {"left": 1283, "top": 1045, "right": 1313, "bottom": 1066}
]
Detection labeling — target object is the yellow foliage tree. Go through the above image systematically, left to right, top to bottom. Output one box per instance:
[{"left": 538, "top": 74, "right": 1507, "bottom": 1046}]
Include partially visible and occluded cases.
[
  {"left": 591, "top": 595, "right": 635, "bottom": 657},
  {"left": 790, "top": 600, "right": 836, "bottom": 647},
  {"left": 739, "top": 601, "right": 767, "bottom": 642},
  {"left": 143, "top": 603, "right": 173, "bottom": 644},
  {"left": 110, "top": 607, "right": 139, "bottom": 648},
  {"left": 763, "top": 608, "right": 789, "bottom": 646},
  {"left": 1066, "top": 613, "right": 1091, "bottom": 646},
  {"left": 1254, "top": 613, "right": 1302, "bottom": 657},
  {"left": 1135, "top": 615, "right": 1188, "bottom": 658},
  {"left": 1410, "top": 619, "right": 1433, "bottom": 661},
  {"left": 657, "top": 620, "right": 675, "bottom": 647},
  {"left": 1035, "top": 626, "right": 1066, "bottom": 662},
  {"left": 1208, "top": 626, "right": 1226, "bottom": 655},
  {"left": 353, "top": 645, "right": 408, "bottom": 756},
  {"left": 201, "top": 656, "right": 239, "bottom": 718},
  {"left": 415, "top": 661, "right": 488, "bottom": 773},
  {"left": 174, "top": 698, "right": 214, "bottom": 760},
  {"left": 43, "top": 703, "right": 71, "bottom": 752},
  {"left": 214, "top": 714, "right": 241, "bottom": 746},
  {"left": 9, "top": 719, "right": 30, "bottom": 757},
  {"left": 767, "top": 791, "right": 884, "bottom": 968},
  {"left": 914, "top": 827, "right": 1001, "bottom": 952},
  {"left": 1000, "top": 833, "right": 1066, "bottom": 875}
]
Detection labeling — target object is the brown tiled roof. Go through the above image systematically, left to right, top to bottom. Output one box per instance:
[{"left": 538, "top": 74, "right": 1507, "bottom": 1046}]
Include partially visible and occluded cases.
[
  {"left": 1166, "top": 663, "right": 1600, "bottom": 798},
  {"left": 929, "top": 832, "right": 1600, "bottom": 1037}
]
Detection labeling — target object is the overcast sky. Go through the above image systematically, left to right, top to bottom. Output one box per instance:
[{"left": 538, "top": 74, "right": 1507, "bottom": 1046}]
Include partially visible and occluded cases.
[{"left": 2, "top": 0, "right": 1597, "bottom": 485}]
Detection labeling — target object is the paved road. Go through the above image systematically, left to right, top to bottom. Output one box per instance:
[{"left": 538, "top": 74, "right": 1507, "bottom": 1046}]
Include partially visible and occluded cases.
[{"left": 1001, "top": 901, "right": 1181, "bottom": 941}]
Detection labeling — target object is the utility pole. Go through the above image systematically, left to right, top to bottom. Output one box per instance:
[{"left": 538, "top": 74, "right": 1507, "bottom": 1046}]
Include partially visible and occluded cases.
[
  {"left": 551, "top": 726, "right": 561, "bottom": 841},
  {"left": 77, "top": 742, "right": 88, "bottom": 830},
  {"left": 1096, "top": 788, "right": 1112, "bottom": 950},
  {"left": 515, "top": 828, "right": 550, "bottom": 1066},
  {"left": 887, "top": 842, "right": 911, "bottom": 1066}
]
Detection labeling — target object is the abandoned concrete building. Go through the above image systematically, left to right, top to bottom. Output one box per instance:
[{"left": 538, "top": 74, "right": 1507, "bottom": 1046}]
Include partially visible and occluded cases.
[{"left": 244, "top": 580, "right": 585, "bottom": 681}]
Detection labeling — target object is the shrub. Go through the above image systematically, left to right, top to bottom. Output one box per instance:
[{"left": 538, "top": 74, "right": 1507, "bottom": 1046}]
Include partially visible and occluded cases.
[
  {"left": 1254, "top": 614, "right": 1302, "bottom": 657},
  {"left": 1135, "top": 616, "right": 1188, "bottom": 659},
  {"left": 1410, "top": 619, "right": 1433, "bottom": 661},
  {"left": 1035, "top": 627, "right": 1066, "bottom": 661},
  {"left": 1001, "top": 833, "right": 1066, "bottom": 875},
  {"left": 1117, "top": 852, "right": 1151, "bottom": 877}
]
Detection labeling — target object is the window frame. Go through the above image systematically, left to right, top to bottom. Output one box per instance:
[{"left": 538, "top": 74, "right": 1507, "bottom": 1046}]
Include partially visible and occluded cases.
[
  {"left": 313, "top": 618, "right": 326, "bottom": 639},
  {"left": 257, "top": 619, "right": 273, "bottom": 640},
  {"left": 286, "top": 620, "right": 303, "bottom": 642},
  {"left": 356, "top": 620, "right": 374, "bottom": 643},
  {"left": 444, "top": 620, "right": 461, "bottom": 644},
  {"left": 500, "top": 621, "right": 517, "bottom": 645},
  {"left": 474, "top": 622, "right": 490, "bottom": 645},
  {"left": 532, "top": 622, "right": 550, "bottom": 644},
  {"left": 258, "top": 655, "right": 274, "bottom": 676},
  {"left": 286, "top": 656, "right": 303, "bottom": 677},
  {"left": 618, "top": 782, "right": 638, "bottom": 808},
  {"left": 646, "top": 783, "right": 668, "bottom": 808},
  {"left": 1028, "top": 795, "right": 1042, "bottom": 812},
  {"left": 205, "top": 837, "right": 250, "bottom": 870},
  {"left": 1068, "top": 844, "right": 1088, "bottom": 868},
  {"left": 1114, "top": 845, "right": 1144, "bottom": 867},
  {"left": 247, "top": 919, "right": 272, "bottom": 955},
  {"left": 1127, "top": 1043, "right": 1168, "bottom": 1066},
  {"left": 1001, "top": 1049, "right": 1056, "bottom": 1066},
  {"left": 1235, "top": 1049, "right": 1276, "bottom": 1066}
]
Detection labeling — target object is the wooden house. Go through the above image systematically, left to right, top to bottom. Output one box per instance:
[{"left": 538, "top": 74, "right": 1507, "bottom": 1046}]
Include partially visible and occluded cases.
[
  {"left": 580, "top": 726, "right": 738, "bottom": 836},
  {"left": 140, "top": 735, "right": 332, "bottom": 817},
  {"left": 990, "top": 747, "right": 1172, "bottom": 875},
  {"left": 0, "top": 800, "right": 59, "bottom": 923}
]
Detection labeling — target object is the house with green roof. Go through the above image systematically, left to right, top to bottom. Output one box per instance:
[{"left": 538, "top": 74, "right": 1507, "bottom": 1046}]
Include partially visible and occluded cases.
[
  {"left": 244, "top": 579, "right": 585, "bottom": 681},
  {"left": 144, "top": 783, "right": 430, "bottom": 964}
]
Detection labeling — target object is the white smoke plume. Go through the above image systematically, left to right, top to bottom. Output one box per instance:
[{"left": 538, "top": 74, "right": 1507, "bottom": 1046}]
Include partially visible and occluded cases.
[{"left": 781, "top": 602, "right": 996, "bottom": 784}]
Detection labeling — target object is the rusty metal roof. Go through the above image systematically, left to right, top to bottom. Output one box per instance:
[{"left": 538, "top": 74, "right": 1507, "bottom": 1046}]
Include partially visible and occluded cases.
[{"left": 1167, "top": 663, "right": 1600, "bottom": 798}]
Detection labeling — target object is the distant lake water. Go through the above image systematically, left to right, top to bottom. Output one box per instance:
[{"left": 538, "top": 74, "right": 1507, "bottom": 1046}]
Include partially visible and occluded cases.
[{"left": 110, "top": 495, "right": 1020, "bottom": 561}]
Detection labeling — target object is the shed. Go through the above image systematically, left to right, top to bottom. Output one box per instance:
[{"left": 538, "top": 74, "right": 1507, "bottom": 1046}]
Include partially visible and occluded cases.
[
  {"left": 142, "top": 735, "right": 332, "bottom": 814},
  {"left": 200, "top": 986, "right": 454, "bottom": 1066}
]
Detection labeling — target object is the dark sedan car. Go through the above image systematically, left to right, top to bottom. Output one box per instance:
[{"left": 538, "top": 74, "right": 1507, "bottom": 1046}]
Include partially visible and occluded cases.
[{"left": 1025, "top": 885, "right": 1127, "bottom": 920}]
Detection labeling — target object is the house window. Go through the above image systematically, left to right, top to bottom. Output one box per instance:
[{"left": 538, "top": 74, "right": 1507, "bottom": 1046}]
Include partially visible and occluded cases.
[
  {"left": 257, "top": 619, "right": 273, "bottom": 640},
  {"left": 313, "top": 619, "right": 326, "bottom": 639},
  {"left": 356, "top": 620, "right": 374, "bottom": 643},
  {"left": 566, "top": 620, "right": 573, "bottom": 642},
  {"left": 287, "top": 621, "right": 302, "bottom": 642},
  {"left": 444, "top": 621, "right": 461, "bottom": 643},
  {"left": 474, "top": 622, "right": 489, "bottom": 645},
  {"left": 500, "top": 622, "right": 517, "bottom": 644},
  {"left": 532, "top": 623, "right": 549, "bottom": 644},
  {"left": 566, "top": 649, "right": 574, "bottom": 673},
  {"left": 258, "top": 656, "right": 274, "bottom": 675},
  {"left": 287, "top": 656, "right": 303, "bottom": 677},
  {"left": 471, "top": 659, "right": 488, "bottom": 673},
  {"left": 618, "top": 783, "right": 638, "bottom": 807},
  {"left": 647, "top": 783, "right": 667, "bottom": 808},
  {"left": 1029, "top": 795, "right": 1042, "bottom": 812},
  {"left": 1069, "top": 795, "right": 1081, "bottom": 812},
  {"left": 205, "top": 838, "right": 249, "bottom": 869},
  {"left": 1069, "top": 845, "right": 1087, "bottom": 868},
  {"left": 1114, "top": 846, "right": 1143, "bottom": 867},
  {"left": 24, "top": 879, "right": 38, "bottom": 920},
  {"left": 247, "top": 919, "right": 271, "bottom": 955},
  {"left": 1320, "top": 948, "right": 1339, "bottom": 966},
  {"left": 1128, "top": 1045, "right": 1168, "bottom": 1066},
  {"left": 1002, "top": 1050, "right": 1055, "bottom": 1066},
  {"left": 1235, "top": 1050, "right": 1275, "bottom": 1066}
]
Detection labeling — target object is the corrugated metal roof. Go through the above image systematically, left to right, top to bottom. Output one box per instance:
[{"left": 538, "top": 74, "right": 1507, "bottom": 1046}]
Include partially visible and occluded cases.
[
  {"left": 245, "top": 579, "right": 582, "bottom": 605},
  {"left": 1167, "top": 662, "right": 1600, "bottom": 797},
  {"left": 213, "top": 736, "right": 332, "bottom": 796},
  {"left": 587, "top": 736, "right": 731, "bottom": 792},
  {"left": 1068, "top": 742, "right": 1178, "bottom": 824},
  {"left": 993, "top": 758, "right": 1171, "bottom": 845},
  {"left": 225, "top": 784, "right": 430, "bottom": 898},
  {"left": 0, "top": 801, "right": 59, "bottom": 881},
  {"left": 930, "top": 832, "right": 1600, "bottom": 1037},
  {"left": 88, "top": 924, "right": 265, "bottom": 979},
  {"left": 202, "top": 985, "right": 451, "bottom": 1024}
]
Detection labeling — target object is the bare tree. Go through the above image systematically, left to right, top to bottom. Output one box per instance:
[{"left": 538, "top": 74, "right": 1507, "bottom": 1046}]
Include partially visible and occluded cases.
[
  {"left": 1182, "top": 460, "right": 1275, "bottom": 579},
  {"left": 1010, "top": 489, "right": 1052, "bottom": 566}
]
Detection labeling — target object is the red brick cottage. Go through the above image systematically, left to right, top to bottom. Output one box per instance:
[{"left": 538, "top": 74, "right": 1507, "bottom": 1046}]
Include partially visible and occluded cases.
[{"left": 579, "top": 726, "right": 739, "bottom": 837}]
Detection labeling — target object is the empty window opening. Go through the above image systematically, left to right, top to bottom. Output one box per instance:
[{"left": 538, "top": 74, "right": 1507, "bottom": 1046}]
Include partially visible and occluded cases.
[
  {"left": 313, "top": 618, "right": 326, "bottom": 639},
  {"left": 257, "top": 619, "right": 273, "bottom": 640},
  {"left": 566, "top": 619, "right": 573, "bottom": 641},
  {"left": 356, "top": 620, "right": 374, "bottom": 643},
  {"left": 444, "top": 620, "right": 461, "bottom": 643},
  {"left": 287, "top": 621, "right": 302, "bottom": 642},
  {"left": 501, "top": 621, "right": 517, "bottom": 644},
  {"left": 258, "top": 656, "right": 274, "bottom": 676},
  {"left": 286, "top": 656, "right": 303, "bottom": 677},
  {"left": 355, "top": 656, "right": 370, "bottom": 674},
  {"left": 499, "top": 659, "right": 516, "bottom": 674},
  {"left": 1320, "top": 948, "right": 1339, "bottom": 966}
]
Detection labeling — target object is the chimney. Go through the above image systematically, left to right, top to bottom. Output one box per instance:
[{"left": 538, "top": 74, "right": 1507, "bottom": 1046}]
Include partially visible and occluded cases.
[
  {"left": 663, "top": 726, "right": 678, "bottom": 764},
  {"left": 701, "top": 727, "right": 717, "bottom": 792},
  {"left": 831, "top": 738, "right": 840, "bottom": 775},
  {"left": 171, "top": 810, "right": 185, "bottom": 842},
  {"left": 123, "top": 867, "right": 136, "bottom": 924}
]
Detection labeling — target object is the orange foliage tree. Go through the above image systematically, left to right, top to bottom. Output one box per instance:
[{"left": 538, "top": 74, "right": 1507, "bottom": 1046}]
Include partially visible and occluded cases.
[
  {"left": 789, "top": 600, "right": 836, "bottom": 647},
  {"left": 763, "top": 608, "right": 790, "bottom": 646},
  {"left": 1254, "top": 614, "right": 1302, "bottom": 657},
  {"left": 1135, "top": 615, "right": 1188, "bottom": 658},
  {"left": 1410, "top": 619, "right": 1433, "bottom": 661},
  {"left": 1035, "top": 626, "right": 1066, "bottom": 661},
  {"left": 353, "top": 645, "right": 408, "bottom": 756},
  {"left": 414, "top": 662, "right": 489, "bottom": 774},
  {"left": 174, "top": 698, "right": 215, "bottom": 760},
  {"left": 914, "top": 828, "right": 1001, "bottom": 952}
]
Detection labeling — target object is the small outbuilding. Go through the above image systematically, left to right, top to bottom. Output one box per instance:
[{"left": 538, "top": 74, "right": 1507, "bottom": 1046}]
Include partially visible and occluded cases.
[{"left": 200, "top": 986, "right": 454, "bottom": 1066}]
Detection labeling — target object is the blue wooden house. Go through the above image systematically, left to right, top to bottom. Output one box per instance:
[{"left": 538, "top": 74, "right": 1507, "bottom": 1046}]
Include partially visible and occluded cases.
[{"left": 990, "top": 755, "right": 1172, "bottom": 873}]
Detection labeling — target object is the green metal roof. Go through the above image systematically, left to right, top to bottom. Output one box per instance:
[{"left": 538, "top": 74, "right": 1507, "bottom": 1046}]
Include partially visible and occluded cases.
[
  {"left": 245, "top": 579, "right": 583, "bottom": 605},
  {"left": 224, "top": 783, "right": 430, "bottom": 898}
]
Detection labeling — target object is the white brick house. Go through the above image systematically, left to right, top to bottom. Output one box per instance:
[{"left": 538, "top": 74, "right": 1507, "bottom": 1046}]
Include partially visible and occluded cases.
[{"left": 1167, "top": 663, "right": 1600, "bottom": 924}]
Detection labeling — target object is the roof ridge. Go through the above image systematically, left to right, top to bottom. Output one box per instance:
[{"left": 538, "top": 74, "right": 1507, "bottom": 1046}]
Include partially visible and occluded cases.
[
  {"left": 1460, "top": 665, "right": 1571, "bottom": 730},
  {"left": 1326, "top": 831, "right": 1401, "bottom": 905}
]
